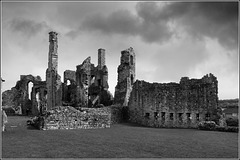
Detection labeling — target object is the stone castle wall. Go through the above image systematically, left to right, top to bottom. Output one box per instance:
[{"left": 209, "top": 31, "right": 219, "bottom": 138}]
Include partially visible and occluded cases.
[{"left": 128, "top": 73, "right": 218, "bottom": 128}]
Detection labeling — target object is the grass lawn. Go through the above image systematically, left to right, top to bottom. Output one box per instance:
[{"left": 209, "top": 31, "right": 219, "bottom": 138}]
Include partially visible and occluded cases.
[{"left": 2, "top": 116, "right": 238, "bottom": 158}]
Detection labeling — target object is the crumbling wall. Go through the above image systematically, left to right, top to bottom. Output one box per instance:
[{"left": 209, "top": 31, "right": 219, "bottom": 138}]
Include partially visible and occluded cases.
[
  {"left": 114, "top": 47, "right": 136, "bottom": 106},
  {"left": 68, "top": 49, "right": 112, "bottom": 108},
  {"left": 76, "top": 57, "right": 92, "bottom": 107},
  {"left": 62, "top": 70, "right": 77, "bottom": 106},
  {"left": 128, "top": 73, "right": 218, "bottom": 128},
  {"left": 2, "top": 75, "right": 45, "bottom": 116},
  {"left": 31, "top": 81, "right": 47, "bottom": 116},
  {"left": 2, "top": 88, "right": 19, "bottom": 107},
  {"left": 44, "top": 106, "right": 111, "bottom": 130}
]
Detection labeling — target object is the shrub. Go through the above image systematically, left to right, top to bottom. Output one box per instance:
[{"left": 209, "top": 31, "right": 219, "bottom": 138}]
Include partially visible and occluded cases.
[
  {"left": 28, "top": 116, "right": 45, "bottom": 130},
  {"left": 226, "top": 118, "right": 238, "bottom": 127},
  {"left": 198, "top": 121, "right": 216, "bottom": 130},
  {"left": 215, "top": 126, "right": 226, "bottom": 132},
  {"left": 215, "top": 126, "right": 238, "bottom": 132},
  {"left": 225, "top": 126, "right": 238, "bottom": 132}
]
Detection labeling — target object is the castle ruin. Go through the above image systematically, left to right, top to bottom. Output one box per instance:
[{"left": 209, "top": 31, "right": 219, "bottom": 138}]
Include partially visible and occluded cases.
[{"left": 2, "top": 31, "right": 219, "bottom": 129}]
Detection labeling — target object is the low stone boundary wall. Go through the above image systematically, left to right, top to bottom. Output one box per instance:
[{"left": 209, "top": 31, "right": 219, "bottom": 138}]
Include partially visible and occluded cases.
[{"left": 43, "top": 106, "right": 111, "bottom": 130}]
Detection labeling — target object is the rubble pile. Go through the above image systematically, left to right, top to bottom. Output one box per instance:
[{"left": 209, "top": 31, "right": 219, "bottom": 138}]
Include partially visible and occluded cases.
[{"left": 44, "top": 106, "right": 111, "bottom": 130}]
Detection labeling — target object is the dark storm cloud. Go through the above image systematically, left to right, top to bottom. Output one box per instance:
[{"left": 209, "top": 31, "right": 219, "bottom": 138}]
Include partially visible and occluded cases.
[
  {"left": 72, "top": 2, "right": 238, "bottom": 50},
  {"left": 136, "top": 2, "right": 238, "bottom": 49},
  {"left": 174, "top": 2, "right": 238, "bottom": 50},
  {"left": 71, "top": 7, "right": 174, "bottom": 43},
  {"left": 78, "top": 7, "right": 174, "bottom": 43},
  {"left": 81, "top": 10, "right": 140, "bottom": 35},
  {"left": 9, "top": 18, "right": 50, "bottom": 37}
]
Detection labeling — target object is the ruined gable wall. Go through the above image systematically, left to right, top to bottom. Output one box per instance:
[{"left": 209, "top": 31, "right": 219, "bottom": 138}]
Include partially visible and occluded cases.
[
  {"left": 64, "top": 49, "right": 112, "bottom": 108},
  {"left": 76, "top": 57, "right": 92, "bottom": 107},
  {"left": 128, "top": 73, "right": 218, "bottom": 128}
]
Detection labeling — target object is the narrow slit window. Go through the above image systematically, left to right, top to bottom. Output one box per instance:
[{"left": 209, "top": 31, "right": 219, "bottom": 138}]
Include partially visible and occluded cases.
[
  {"left": 130, "top": 55, "right": 133, "bottom": 65},
  {"left": 154, "top": 112, "right": 158, "bottom": 119},
  {"left": 161, "top": 112, "right": 165, "bottom": 121},
  {"left": 145, "top": 113, "right": 150, "bottom": 119},
  {"left": 170, "top": 113, "right": 174, "bottom": 120},
  {"left": 178, "top": 113, "right": 183, "bottom": 122},
  {"left": 187, "top": 113, "right": 191, "bottom": 121},
  {"left": 196, "top": 113, "right": 200, "bottom": 121},
  {"left": 205, "top": 113, "right": 210, "bottom": 121}
]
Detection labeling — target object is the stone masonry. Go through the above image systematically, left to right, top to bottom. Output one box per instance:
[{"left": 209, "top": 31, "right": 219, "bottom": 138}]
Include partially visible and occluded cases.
[
  {"left": 46, "top": 31, "right": 62, "bottom": 110},
  {"left": 2, "top": 32, "right": 221, "bottom": 130},
  {"left": 114, "top": 47, "right": 136, "bottom": 106},
  {"left": 63, "top": 48, "right": 113, "bottom": 108},
  {"left": 62, "top": 70, "right": 77, "bottom": 106},
  {"left": 128, "top": 73, "right": 218, "bottom": 128},
  {"left": 2, "top": 75, "right": 46, "bottom": 116},
  {"left": 43, "top": 106, "right": 111, "bottom": 130}
]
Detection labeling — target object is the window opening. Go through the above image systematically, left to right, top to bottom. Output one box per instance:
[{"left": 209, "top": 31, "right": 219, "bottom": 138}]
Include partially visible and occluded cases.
[
  {"left": 130, "top": 55, "right": 133, "bottom": 65},
  {"left": 131, "top": 74, "right": 134, "bottom": 85},
  {"left": 98, "top": 79, "right": 101, "bottom": 86},
  {"left": 28, "top": 82, "right": 33, "bottom": 100},
  {"left": 154, "top": 112, "right": 158, "bottom": 119},
  {"left": 161, "top": 112, "right": 165, "bottom": 121},
  {"left": 145, "top": 113, "right": 150, "bottom": 119},
  {"left": 170, "top": 113, "right": 174, "bottom": 120},
  {"left": 178, "top": 113, "right": 183, "bottom": 122},
  {"left": 187, "top": 113, "right": 191, "bottom": 121},
  {"left": 196, "top": 113, "right": 200, "bottom": 121},
  {"left": 205, "top": 113, "right": 210, "bottom": 121}
]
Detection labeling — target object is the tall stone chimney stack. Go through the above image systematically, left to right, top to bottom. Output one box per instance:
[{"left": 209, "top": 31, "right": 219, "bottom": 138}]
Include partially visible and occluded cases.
[
  {"left": 46, "top": 31, "right": 59, "bottom": 110},
  {"left": 48, "top": 31, "right": 58, "bottom": 71},
  {"left": 98, "top": 48, "right": 105, "bottom": 69}
]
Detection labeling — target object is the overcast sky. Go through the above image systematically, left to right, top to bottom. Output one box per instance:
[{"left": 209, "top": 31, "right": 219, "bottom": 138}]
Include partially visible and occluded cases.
[{"left": 2, "top": 1, "right": 239, "bottom": 100}]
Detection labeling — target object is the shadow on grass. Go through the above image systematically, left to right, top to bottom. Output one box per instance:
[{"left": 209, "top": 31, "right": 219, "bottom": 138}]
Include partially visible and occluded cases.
[
  {"left": 118, "top": 122, "right": 199, "bottom": 130},
  {"left": 27, "top": 125, "right": 38, "bottom": 130}
]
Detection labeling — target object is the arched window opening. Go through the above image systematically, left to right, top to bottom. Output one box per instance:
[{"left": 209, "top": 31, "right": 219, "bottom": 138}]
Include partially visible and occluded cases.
[
  {"left": 130, "top": 55, "right": 133, "bottom": 65},
  {"left": 131, "top": 74, "right": 134, "bottom": 85},
  {"left": 91, "top": 76, "right": 95, "bottom": 85},
  {"left": 98, "top": 79, "right": 101, "bottom": 86},
  {"left": 67, "top": 80, "right": 71, "bottom": 86},
  {"left": 28, "top": 82, "right": 33, "bottom": 100},
  {"left": 44, "top": 90, "right": 47, "bottom": 98},
  {"left": 36, "top": 91, "right": 40, "bottom": 111},
  {"left": 36, "top": 92, "right": 40, "bottom": 102}
]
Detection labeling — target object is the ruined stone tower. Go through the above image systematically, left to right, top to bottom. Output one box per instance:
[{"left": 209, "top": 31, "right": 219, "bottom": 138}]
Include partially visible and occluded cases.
[
  {"left": 46, "top": 31, "right": 62, "bottom": 109},
  {"left": 114, "top": 47, "right": 136, "bottom": 106}
]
